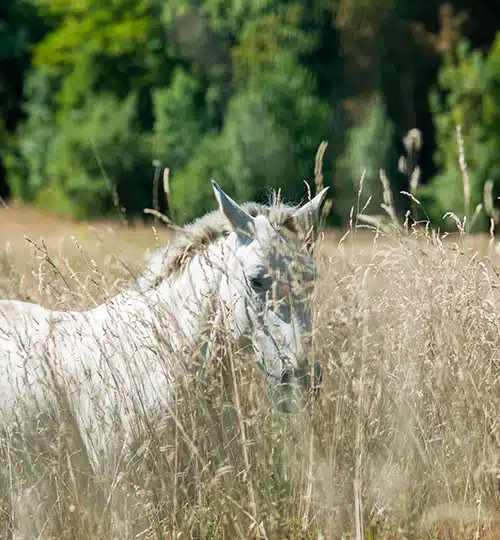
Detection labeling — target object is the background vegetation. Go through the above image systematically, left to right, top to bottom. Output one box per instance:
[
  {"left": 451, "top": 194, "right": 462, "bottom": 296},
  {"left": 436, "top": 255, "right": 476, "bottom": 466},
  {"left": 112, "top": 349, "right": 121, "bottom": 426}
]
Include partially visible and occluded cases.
[
  {"left": 1, "top": 1, "right": 500, "bottom": 227},
  {"left": 4, "top": 2, "right": 500, "bottom": 537},
  {"left": 2, "top": 193, "right": 500, "bottom": 539}
]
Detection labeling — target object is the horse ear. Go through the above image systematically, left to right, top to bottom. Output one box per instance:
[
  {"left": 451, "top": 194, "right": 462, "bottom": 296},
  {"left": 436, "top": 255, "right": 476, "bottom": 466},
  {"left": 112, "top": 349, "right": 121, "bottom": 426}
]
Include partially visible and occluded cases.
[
  {"left": 211, "top": 180, "right": 255, "bottom": 236},
  {"left": 291, "top": 187, "right": 330, "bottom": 250},
  {"left": 293, "top": 187, "right": 330, "bottom": 232}
]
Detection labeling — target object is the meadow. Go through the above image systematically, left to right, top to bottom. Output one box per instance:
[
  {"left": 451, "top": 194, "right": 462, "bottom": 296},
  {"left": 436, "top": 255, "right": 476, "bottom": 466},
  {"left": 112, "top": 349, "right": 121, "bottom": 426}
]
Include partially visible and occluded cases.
[{"left": 1, "top": 197, "right": 500, "bottom": 539}]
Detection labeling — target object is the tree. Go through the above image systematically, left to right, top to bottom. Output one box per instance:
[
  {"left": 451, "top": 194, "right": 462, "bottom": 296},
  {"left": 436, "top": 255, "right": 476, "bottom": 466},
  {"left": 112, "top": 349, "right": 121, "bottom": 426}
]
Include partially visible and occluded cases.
[
  {"left": 0, "top": 0, "right": 48, "bottom": 197},
  {"left": 7, "top": 0, "right": 168, "bottom": 217},
  {"left": 30, "top": 0, "right": 168, "bottom": 117},
  {"left": 424, "top": 38, "right": 500, "bottom": 231},
  {"left": 169, "top": 52, "right": 330, "bottom": 224},
  {"left": 152, "top": 68, "right": 208, "bottom": 174},
  {"left": 3, "top": 69, "right": 59, "bottom": 202},
  {"left": 40, "top": 93, "right": 154, "bottom": 219},
  {"left": 335, "top": 95, "right": 398, "bottom": 221},
  {"left": 168, "top": 133, "right": 229, "bottom": 224}
]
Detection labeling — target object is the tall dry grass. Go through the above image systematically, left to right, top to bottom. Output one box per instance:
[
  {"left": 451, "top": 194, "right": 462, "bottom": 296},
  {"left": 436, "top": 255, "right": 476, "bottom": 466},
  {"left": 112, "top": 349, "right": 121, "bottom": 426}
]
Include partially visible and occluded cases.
[{"left": 2, "top": 171, "right": 500, "bottom": 538}]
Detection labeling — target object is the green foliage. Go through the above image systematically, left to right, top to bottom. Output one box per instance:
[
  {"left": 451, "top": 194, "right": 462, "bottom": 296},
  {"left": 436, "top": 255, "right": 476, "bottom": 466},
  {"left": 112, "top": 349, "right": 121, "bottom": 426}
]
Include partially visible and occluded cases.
[
  {"left": 0, "top": 0, "right": 48, "bottom": 195},
  {"left": 0, "top": 0, "right": 47, "bottom": 125},
  {"left": 4, "top": 0, "right": 341, "bottom": 221},
  {"left": 5, "top": 0, "right": 494, "bottom": 226},
  {"left": 6, "top": 0, "right": 166, "bottom": 217},
  {"left": 31, "top": 0, "right": 167, "bottom": 114},
  {"left": 160, "top": 0, "right": 332, "bottom": 224},
  {"left": 161, "top": 0, "right": 329, "bottom": 131},
  {"left": 231, "top": 3, "right": 314, "bottom": 84},
  {"left": 426, "top": 38, "right": 500, "bottom": 230},
  {"left": 170, "top": 53, "right": 330, "bottom": 224},
  {"left": 222, "top": 53, "right": 330, "bottom": 200},
  {"left": 4, "top": 69, "right": 59, "bottom": 201},
  {"left": 152, "top": 69, "right": 208, "bottom": 173},
  {"left": 9, "top": 87, "right": 154, "bottom": 218},
  {"left": 221, "top": 87, "right": 292, "bottom": 203},
  {"left": 41, "top": 93, "right": 153, "bottom": 218},
  {"left": 335, "top": 96, "right": 397, "bottom": 221},
  {"left": 169, "top": 133, "right": 229, "bottom": 224}
]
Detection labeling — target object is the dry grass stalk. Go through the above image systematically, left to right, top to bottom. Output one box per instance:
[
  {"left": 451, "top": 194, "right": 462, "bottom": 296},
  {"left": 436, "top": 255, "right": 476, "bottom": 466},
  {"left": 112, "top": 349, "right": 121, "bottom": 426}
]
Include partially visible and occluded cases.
[
  {"left": 456, "top": 124, "right": 471, "bottom": 230},
  {"left": 2, "top": 188, "right": 500, "bottom": 538}
]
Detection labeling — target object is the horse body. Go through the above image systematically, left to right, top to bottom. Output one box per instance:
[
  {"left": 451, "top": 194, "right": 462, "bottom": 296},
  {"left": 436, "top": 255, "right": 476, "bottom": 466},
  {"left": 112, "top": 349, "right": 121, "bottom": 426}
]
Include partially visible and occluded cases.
[
  {"left": 0, "top": 182, "right": 329, "bottom": 464},
  {"left": 0, "top": 244, "right": 223, "bottom": 459}
]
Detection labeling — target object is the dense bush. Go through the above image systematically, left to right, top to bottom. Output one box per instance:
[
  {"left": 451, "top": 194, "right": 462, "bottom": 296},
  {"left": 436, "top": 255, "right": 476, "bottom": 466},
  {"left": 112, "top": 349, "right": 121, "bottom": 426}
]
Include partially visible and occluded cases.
[
  {"left": 4, "top": 0, "right": 500, "bottom": 226},
  {"left": 425, "top": 38, "right": 500, "bottom": 230},
  {"left": 169, "top": 54, "right": 330, "bottom": 224},
  {"left": 152, "top": 68, "right": 208, "bottom": 175},
  {"left": 4, "top": 69, "right": 59, "bottom": 202},
  {"left": 8, "top": 88, "right": 154, "bottom": 219},
  {"left": 43, "top": 93, "right": 154, "bottom": 218},
  {"left": 335, "top": 96, "right": 398, "bottom": 221},
  {"left": 168, "top": 133, "right": 229, "bottom": 224}
]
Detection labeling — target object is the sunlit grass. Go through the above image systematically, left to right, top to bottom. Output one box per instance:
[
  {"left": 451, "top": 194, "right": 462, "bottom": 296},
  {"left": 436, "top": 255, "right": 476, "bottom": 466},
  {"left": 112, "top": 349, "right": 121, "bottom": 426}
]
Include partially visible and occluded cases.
[{"left": 2, "top": 199, "right": 500, "bottom": 539}]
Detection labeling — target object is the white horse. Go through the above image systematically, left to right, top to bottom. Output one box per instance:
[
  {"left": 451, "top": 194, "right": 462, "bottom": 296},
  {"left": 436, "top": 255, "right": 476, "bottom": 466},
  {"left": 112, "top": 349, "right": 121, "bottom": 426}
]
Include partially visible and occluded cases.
[{"left": 0, "top": 182, "right": 328, "bottom": 468}]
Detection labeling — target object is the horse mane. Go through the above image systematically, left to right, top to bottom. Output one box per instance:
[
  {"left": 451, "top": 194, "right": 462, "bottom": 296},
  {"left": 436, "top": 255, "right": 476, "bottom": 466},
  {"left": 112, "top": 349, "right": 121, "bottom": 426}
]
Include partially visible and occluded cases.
[{"left": 136, "top": 197, "right": 301, "bottom": 291}]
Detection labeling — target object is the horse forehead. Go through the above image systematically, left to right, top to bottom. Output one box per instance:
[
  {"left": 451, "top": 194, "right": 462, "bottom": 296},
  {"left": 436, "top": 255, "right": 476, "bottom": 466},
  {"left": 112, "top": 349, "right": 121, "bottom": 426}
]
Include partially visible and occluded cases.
[
  {"left": 233, "top": 215, "right": 314, "bottom": 273},
  {"left": 253, "top": 215, "right": 279, "bottom": 240},
  {"left": 249, "top": 216, "right": 315, "bottom": 266}
]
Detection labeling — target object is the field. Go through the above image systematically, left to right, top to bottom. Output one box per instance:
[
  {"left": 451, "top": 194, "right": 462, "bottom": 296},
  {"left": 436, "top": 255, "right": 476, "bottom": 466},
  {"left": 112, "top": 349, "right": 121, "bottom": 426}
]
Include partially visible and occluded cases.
[{"left": 1, "top": 201, "right": 500, "bottom": 539}]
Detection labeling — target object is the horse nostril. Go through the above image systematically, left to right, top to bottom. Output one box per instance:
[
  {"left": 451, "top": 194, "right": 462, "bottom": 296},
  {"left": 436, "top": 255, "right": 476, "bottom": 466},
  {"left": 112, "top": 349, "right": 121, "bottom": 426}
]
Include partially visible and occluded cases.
[{"left": 281, "top": 370, "right": 294, "bottom": 386}]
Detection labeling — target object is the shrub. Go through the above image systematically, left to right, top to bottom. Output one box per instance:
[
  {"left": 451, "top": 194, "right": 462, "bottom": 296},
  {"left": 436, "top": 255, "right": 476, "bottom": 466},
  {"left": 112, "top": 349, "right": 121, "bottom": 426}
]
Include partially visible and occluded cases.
[
  {"left": 425, "top": 37, "right": 500, "bottom": 231},
  {"left": 170, "top": 53, "right": 330, "bottom": 224},
  {"left": 152, "top": 68, "right": 207, "bottom": 173},
  {"left": 4, "top": 69, "right": 59, "bottom": 202},
  {"left": 41, "top": 92, "right": 153, "bottom": 218},
  {"left": 335, "top": 95, "right": 398, "bottom": 221},
  {"left": 169, "top": 133, "right": 230, "bottom": 224}
]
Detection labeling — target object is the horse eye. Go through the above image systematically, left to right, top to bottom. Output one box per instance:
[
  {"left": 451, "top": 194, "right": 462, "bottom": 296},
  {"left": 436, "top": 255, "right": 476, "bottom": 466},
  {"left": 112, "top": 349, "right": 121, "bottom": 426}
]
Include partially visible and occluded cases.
[{"left": 250, "top": 277, "right": 264, "bottom": 290}]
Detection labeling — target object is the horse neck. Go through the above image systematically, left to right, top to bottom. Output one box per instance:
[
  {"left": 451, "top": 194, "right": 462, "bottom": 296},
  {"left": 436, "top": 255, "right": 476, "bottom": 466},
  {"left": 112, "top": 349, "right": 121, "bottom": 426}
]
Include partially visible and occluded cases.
[
  {"left": 83, "top": 238, "right": 228, "bottom": 351},
  {"left": 151, "top": 240, "right": 227, "bottom": 344},
  {"left": 74, "top": 288, "right": 152, "bottom": 335}
]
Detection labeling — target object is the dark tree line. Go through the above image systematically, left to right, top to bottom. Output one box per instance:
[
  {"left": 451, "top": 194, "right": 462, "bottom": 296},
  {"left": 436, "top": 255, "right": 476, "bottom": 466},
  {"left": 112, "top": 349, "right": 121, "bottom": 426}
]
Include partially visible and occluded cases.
[{"left": 1, "top": 0, "right": 500, "bottom": 228}]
